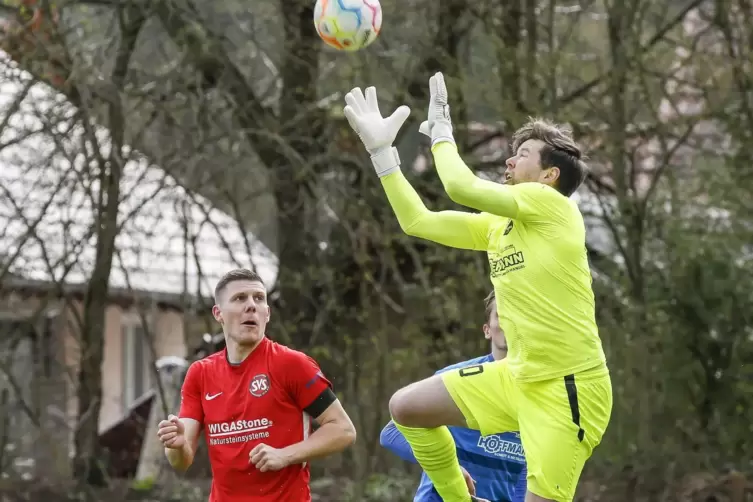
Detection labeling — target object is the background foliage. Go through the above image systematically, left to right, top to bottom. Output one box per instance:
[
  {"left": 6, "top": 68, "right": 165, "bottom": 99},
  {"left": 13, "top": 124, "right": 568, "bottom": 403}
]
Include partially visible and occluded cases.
[{"left": 0, "top": 0, "right": 751, "bottom": 500}]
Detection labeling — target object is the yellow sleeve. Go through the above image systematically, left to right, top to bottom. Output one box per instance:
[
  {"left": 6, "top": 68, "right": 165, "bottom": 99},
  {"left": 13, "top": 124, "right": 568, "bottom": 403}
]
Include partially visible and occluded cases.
[
  {"left": 430, "top": 142, "right": 520, "bottom": 218},
  {"left": 431, "top": 142, "right": 573, "bottom": 224},
  {"left": 379, "top": 170, "right": 494, "bottom": 251}
]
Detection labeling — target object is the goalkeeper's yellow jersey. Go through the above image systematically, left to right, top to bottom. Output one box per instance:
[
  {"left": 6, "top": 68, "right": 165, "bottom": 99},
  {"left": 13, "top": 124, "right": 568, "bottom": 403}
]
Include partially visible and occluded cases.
[{"left": 381, "top": 143, "right": 606, "bottom": 383}]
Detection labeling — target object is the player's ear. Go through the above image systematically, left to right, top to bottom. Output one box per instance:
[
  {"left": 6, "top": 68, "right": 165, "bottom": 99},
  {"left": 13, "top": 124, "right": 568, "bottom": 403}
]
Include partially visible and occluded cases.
[
  {"left": 543, "top": 166, "right": 560, "bottom": 184},
  {"left": 212, "top": 304, "right": 223, "bottom": 324},
  {"left": 265, "top": 306, "right": 271, "bottom": 323},
  {"left": 483, "top": 323, "right": 491, "bottom": 340}
]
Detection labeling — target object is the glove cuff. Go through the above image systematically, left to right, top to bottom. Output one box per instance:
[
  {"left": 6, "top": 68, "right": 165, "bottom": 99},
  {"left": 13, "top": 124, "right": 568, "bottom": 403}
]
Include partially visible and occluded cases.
[
  {"left": 430, "top": 122, "right": 455, "bottom": 147},
  {"left": 370, "top": 146, "right": 401, "bottom": 177}
]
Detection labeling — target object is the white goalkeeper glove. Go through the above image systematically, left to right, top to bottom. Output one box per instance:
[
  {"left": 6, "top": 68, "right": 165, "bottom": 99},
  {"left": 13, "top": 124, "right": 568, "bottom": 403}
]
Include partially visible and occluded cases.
[
  {"left": 418, "top": 72, "right": 455, "bottom": 147},
  {"left": 343, "top": 86, "right": 411, "bottom": 178}
]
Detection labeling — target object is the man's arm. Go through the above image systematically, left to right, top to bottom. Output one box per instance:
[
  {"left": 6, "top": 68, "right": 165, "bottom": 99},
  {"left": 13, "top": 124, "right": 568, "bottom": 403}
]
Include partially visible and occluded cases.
[
  {"left": 429, "top": 142, "right": 522, "bottom": 218},
  {"left": 431, "top": 142, "right": 572, "bottom": 225},
  {"left": 380, "top": 170, "right": 495, "bottom": 250},
  {"left": 280, "top": 351, "right": 356, "bottom": 465},
  {"left": 165, "top": 361, "right": 204, "bottom": 472},
  {"left": 280, "top": 393, "right": 356, "bottom": 465},
  {"left": 165, "top": 418, "right": 201, "bottom": 472},
  {"left": 379, "top": 420, "right": 418, "bottom": 463}
]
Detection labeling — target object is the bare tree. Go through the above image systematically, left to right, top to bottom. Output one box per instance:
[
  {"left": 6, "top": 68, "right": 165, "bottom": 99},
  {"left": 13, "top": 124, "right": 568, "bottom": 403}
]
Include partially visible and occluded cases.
[{"left": 0, "top": 0, "right": 751, "bottom": 499}]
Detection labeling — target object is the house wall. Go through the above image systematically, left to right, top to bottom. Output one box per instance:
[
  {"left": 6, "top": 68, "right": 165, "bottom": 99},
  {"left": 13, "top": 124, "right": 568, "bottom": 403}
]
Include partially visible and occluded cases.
[
  {"left": 0, "top": 289, "right": 190, "bottom": 479},
  {"left": 61, "top": 301, "right": 187, "bottom": 433}
]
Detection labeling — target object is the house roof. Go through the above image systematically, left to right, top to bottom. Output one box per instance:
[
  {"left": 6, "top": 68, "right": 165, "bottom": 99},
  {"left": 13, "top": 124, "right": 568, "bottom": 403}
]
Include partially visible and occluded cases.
[{"left": 0, "top": 58, "right": 278, "bottom": 301}]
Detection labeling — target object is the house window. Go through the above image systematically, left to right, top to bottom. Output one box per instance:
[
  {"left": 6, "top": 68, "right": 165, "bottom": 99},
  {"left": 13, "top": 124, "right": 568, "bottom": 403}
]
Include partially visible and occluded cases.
[{"left": 121, "top": 317, "right": 153, "bottom": 411}]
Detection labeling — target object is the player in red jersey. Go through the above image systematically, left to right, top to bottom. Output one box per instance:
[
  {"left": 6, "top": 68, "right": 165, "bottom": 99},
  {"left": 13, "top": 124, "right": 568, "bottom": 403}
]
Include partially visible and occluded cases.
[{"left": 157, "top": 268, "right": 357, "bottom": 502}]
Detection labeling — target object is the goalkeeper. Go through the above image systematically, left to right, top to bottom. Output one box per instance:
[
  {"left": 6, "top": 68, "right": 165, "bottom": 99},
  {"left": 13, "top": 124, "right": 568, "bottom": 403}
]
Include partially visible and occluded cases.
[{"left": 342, "top": 73, "right": 613, "bottom": 502}]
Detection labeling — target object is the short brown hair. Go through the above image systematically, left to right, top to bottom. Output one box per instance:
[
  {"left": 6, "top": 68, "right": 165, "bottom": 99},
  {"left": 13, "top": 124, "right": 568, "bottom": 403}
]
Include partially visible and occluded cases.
[
  {"left": 511, "top": 117, "right": 587, "bottom": 196},
  {"left": 214, "top": 268, "right": 264, "bottom": 303},
  {"left": 483, "top": 290, "right": 496, "bottom": 322}
]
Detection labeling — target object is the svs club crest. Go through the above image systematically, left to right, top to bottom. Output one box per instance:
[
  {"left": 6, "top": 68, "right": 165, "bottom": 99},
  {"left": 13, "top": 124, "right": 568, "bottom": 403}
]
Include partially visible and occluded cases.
[{"left": 249, "top": 374, "right": 270, "bottom": 397}]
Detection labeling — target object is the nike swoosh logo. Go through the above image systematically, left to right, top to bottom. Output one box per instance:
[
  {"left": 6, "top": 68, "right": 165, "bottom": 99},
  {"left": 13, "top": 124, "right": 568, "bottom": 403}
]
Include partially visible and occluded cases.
[{"left": 205, "top": 392, "right": 222, "bottom": 400}]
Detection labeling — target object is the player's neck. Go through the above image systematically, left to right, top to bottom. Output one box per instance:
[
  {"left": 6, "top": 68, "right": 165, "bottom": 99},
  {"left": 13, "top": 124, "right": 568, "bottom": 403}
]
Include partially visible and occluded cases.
[
  {"left": 225, "top": 336, "right": 265, "bottom": 364},
  {"left": 492, "top": 345, "right": 507, "bottom": 361}
]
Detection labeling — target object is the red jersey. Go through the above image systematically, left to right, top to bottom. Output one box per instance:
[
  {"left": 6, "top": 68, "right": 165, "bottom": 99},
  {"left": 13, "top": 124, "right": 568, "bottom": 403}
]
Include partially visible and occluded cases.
[{"left": 179, "top": 337, "right": 332, "bottom": 502}]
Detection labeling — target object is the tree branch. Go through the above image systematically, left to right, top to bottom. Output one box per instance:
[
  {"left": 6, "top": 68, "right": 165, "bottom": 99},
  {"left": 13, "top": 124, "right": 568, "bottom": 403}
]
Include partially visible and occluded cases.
[{"left": 557, "top": 0, "right": 708, "bottom": 107}]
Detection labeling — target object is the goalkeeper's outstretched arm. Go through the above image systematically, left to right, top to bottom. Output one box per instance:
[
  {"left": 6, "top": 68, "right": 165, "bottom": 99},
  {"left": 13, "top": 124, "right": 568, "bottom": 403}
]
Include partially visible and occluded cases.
[
  {"left": 431, "top": 142, "right": 522, "bottom": 219},
  {"left": 380, "top": 170, "right": 493, "bottom": 251}
]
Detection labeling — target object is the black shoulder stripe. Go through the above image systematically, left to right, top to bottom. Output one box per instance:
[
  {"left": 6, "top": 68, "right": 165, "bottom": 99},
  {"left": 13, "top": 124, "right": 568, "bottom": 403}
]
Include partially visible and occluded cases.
[{"left": 304, "top": 387, "right": 337, "bottom": 418}]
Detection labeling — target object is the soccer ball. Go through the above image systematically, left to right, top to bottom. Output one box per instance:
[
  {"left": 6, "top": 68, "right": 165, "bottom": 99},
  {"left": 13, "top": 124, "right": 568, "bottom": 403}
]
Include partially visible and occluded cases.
[{"left": 313, "top": 0, "right": 382, "bottom": 52}]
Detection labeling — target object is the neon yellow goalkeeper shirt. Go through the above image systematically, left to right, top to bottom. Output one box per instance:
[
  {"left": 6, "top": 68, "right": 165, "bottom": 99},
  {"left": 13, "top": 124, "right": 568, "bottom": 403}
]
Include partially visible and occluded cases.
[{"left": 381, "top": 142, "right": 606, "bottom": 382}]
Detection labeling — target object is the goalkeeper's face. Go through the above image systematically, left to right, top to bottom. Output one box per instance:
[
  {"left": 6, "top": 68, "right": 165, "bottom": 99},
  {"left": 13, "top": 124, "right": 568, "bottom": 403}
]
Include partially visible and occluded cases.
[{"left": 504, "top": 139, "right": 557, "bottom": 187}]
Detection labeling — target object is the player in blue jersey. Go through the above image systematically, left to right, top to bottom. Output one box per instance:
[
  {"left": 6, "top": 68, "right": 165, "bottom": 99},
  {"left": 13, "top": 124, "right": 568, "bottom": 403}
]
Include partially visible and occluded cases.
[{"left": 380, "top": 290, "right": 526, "bottom": 502}]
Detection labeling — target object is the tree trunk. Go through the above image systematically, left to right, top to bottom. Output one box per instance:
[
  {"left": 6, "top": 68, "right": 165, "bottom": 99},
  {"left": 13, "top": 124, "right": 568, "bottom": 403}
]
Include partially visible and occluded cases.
[
  {"left": 72, "top": 6, "right": 143, "bottom": 486},
  {"left": 72, "top": 154, "right": 121, "bottom": 486}
]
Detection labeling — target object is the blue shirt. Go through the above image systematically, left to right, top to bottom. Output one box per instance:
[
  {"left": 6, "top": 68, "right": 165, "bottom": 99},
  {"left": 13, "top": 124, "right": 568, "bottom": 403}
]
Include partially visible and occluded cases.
[{"left": 380, "top": 354, "right": 527, "bottom": 502}]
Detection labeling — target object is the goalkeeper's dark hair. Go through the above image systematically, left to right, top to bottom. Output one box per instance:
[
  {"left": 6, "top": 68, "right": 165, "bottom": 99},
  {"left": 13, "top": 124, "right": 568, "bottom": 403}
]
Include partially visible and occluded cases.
[
  {"left": 512, "top": 117, "right": 588, "bottom": 197},
  {"left": 215, "top": 268, "right": 265, "bottom": 303},
  {"left": 483, "top": 290, "right": 496, "bottom": 323}
]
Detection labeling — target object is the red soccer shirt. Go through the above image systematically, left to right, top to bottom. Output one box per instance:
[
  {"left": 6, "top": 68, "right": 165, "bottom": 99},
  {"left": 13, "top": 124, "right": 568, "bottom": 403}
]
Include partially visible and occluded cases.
[{"left": 179, "top": 337, "right": 333, "bottom": 502}]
